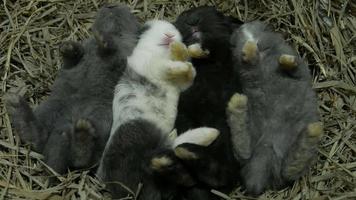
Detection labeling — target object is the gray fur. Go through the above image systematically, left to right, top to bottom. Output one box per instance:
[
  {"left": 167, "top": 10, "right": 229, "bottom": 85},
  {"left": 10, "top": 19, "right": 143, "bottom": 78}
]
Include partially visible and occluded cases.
[
  {"left": 5, "top": 4, "right": 140, "bottom": 174},
  {"left": 229, "top": 21, "right": 321, "bottom": 195}
]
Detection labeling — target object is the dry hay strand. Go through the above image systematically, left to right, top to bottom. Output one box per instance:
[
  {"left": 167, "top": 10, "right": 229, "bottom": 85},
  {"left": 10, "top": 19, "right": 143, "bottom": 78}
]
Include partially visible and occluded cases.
[{"left": 0, "top": 0, "right": 355, "bottom": 199}]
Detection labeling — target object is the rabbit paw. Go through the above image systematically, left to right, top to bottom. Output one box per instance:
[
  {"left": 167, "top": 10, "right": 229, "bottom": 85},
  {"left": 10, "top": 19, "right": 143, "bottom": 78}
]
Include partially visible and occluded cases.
[
  {"left": 242, "top": 40, "right": 258, "bottom": 63},
  {"left": 60, "top": 41, "right": 83, "bottom": 59},
  {"left": 170, "top": 41, "right": 189, "bottom": 61},
  {"left": 187, "top": 43, "right": 209, "bottom": 58},
  {"left": 279, "top": 54, "right": 298, "bottom": 71},
  {"left": 166, "top": 61, "right": 196, "bottom": 89},
  {"left": 227, "top": 93, "right": 248, "bottom": 112},
  {"left": 70, "top": 119, "right": 97, "bottom": 168},
  {"left": 74, "top": 119, "right": 96, "bottom": 139},
  {"left": 307, "top": 122, "right": 323, "bottom": 137},
  {"left": 150, "top": 156, "right": 173, "bottom": 171}
]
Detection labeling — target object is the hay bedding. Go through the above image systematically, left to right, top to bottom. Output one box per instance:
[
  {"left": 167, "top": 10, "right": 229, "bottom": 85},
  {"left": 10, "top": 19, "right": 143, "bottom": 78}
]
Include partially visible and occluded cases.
[{"left": 0, "top": 0, "right": 355, "bottom": 199}]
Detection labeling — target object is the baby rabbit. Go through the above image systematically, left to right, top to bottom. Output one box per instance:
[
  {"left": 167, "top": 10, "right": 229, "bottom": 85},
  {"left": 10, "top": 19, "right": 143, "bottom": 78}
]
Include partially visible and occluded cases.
[
  {"left": 5, "top": 4, "right": 140, "bottom": 175},
  {"left": 173, "top": 6, "right": 243, "bottom": 191},
  {"left": 97, "top": 20, "right": 220, "bottom": 199},
  {"left": 228, "top": 21, "right": 322, "bottom": 195}
]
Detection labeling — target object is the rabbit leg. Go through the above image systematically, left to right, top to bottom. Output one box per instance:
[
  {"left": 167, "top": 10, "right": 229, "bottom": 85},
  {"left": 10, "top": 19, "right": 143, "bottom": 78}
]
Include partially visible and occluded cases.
[
  {"left": 59, "top": 41, "right": 84, "bottom": 69},
  {"left": 164, "top": 61, "right": 196, "bottom": 90},
  {"left": 4, "top": 93, "right": 47, "bottom": 152},
  {"left": 226, "top": 93, "right": 251, "bottom": 160},
  {"left": 69, "top": 119, "right": 98, "bottom": 168},
  {"left": 282, "top": 122, "right": 323, "bottom": 180},
  {"left": 43, "top": 131, "right": 70, "bottom": 175},
  {"left": 149, "top": 150, "right": 196, "bottom": 187}
]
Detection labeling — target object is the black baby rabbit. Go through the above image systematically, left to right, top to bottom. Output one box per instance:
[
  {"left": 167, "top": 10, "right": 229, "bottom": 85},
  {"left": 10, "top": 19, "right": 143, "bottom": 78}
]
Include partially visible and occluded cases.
[{"left": 173, "top": 6, "right": 243, "bottom": 190}]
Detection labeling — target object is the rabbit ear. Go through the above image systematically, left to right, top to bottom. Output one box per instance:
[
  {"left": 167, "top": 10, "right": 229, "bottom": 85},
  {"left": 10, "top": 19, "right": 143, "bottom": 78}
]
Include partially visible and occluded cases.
[
  {"left": 4, "top": 93, "right": 47, "bottom": 152},
  {"left": 173, "top": 127, "right": 220, "bottom": 148}
]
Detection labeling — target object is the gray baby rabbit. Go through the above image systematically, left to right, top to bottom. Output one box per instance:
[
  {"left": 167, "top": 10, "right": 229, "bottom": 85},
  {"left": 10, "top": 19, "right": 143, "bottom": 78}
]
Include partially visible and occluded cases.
[
  {"left": 5, "top": 4, "right": 140, "bottom": 175},
  {"left": 228, "top": 21, "right": 323, "bottom": 195}
]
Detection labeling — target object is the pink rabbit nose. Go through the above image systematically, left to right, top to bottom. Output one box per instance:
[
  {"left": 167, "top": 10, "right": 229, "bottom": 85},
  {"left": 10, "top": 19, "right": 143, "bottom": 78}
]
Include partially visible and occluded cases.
[
  {"left": 162, "top": 33, "right": 175, "bottom": 46},
  {"left": 164, "top": 33, "right": 175, "bottom": 38}
]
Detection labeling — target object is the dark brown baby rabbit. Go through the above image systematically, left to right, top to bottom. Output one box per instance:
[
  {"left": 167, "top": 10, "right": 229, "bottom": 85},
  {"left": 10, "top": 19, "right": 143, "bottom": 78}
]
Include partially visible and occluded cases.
[{"left": 228, "top": 20, "right": 323, "bottom": 196}]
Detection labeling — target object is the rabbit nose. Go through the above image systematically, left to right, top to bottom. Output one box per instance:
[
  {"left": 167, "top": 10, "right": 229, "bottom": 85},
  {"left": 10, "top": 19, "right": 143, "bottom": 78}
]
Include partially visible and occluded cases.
[
  {"left": 191, "top": 26, "right": 199, "bottom": 33},
  {"left": 191, "top": 26, "right": 201, "bottom": 40},
  {"left": 192, "top": 31, "right": 201, "bottom": 40},
  {"left": 163, "top": 33, "right": 176, "bottom": 45},
  {"left": 164, "top": 33, "right": 175, "bottom": 38},
  {"left": 163, "top": 37, "right": 174, "bottom": 45}
]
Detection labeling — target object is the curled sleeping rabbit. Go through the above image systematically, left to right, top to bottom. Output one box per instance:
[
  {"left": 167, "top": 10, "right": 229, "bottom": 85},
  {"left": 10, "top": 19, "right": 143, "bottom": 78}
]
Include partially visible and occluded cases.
[
  {"left": 5, "top": 4, "right": 140, "bottom": 175},
  {"left": 173, "top": 6, "right": 244, "bottom": 191},
  {"left": 97, "top": 20, "right": 220, "bottom": 199},
  {"left": 228, "top": 20, "right": 323, "bottom": 195}
]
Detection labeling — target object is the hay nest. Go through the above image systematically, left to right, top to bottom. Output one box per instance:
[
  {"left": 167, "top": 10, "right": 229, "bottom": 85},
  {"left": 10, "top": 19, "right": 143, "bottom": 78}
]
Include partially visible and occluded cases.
[{"left": 0, "top": 0, "right": 355, "bottom": 199}]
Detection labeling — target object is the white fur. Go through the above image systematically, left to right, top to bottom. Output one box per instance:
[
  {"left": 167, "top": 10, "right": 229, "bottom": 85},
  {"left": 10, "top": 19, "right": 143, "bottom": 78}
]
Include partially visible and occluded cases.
[
  {"left": 109, "top": 20, "right": 188, "bottom": 143},
  {"left": 128, "top": 20, "right": 182, "bottom": 83},
  {"left": 242, "top": 27, "right": 256, "bottom": 43},
  {"left": 110, "top": 81, "right": 179, "bottom": 136},
  {"left": 173, "top": 127, "right": 220, "bottom": 148},
  {"left": 169, "top": 129, "right": 178, "bottom": 140}
]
